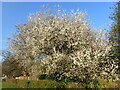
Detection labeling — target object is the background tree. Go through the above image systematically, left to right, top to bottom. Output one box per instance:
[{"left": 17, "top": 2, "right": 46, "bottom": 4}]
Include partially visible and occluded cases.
[
  {"left": 109, "top": 2, "right": 120, "bottom": 75},
  {"left": 2, "top": 51, "right": 23, "bottom": 78},
  {"left": 0, "top": 63, "right": 1, "bottom": 71}
]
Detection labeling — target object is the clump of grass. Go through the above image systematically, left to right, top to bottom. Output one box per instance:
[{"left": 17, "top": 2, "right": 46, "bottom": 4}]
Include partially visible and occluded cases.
[{"left": 2, "top": 81, "right": 19, "bottom": 88}]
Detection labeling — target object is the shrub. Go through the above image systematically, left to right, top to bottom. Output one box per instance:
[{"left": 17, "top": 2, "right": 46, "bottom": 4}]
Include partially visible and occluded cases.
[
  {"left": 38, "top": 74, "right": 47, "bottom": 80},
  {"left": 10, "top": 79, "right": 66, "bottom": 88}
]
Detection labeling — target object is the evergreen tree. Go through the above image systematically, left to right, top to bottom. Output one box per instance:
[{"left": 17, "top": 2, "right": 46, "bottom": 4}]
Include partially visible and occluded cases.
[
  {"left": 109, "top": 2, "right": 120, "bottom": 74},
  {"left": 109, "top": 2, "right": 120, "bottom": 59},
  {"left": 2, "top": 51, "right": 23, "bottom": 78}
]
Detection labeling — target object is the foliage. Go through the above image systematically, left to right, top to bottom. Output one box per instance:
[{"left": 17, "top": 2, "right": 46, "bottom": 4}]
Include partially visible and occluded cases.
[
  {"left": 109, "top": 1, "right": 120, "bottom": 75},
  {"left": 2, "top": 51, "right": 23, "bottom": 78},
  {"left": 38, "top": 74, "right": 47, "bottom": 80},
  {"left": 10, "top": 79, "right": 66, "bottom": 88}
]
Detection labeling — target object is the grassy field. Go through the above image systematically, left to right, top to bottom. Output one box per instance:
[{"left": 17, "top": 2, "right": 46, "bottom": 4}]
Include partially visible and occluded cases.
[
  {"left": 0, "top": 79, "right": 120, "bottom": 88},
  {"left": 1, "top": 81, "right": 19, "bottom": 88}
]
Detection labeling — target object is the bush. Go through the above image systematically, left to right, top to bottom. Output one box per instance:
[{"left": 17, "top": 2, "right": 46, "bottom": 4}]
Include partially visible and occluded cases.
[
  {"left": 38, "top": 74, "right": 47, "bottom": 80},
  {"left": 10, "top": 79, "right": 66, "bottom": 88}
]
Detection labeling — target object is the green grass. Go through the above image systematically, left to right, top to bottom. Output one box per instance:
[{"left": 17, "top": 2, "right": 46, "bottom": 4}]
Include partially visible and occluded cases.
[
  {"left": 2, "top": 79, "right": 120, "bottom": 88},
  {"left": 11, "top": 79, "right": 66, "bottom": 88},
  {"left": 115, "top": 80, "right": 120, "bottom": 84},
  {"left": 2, "top": 81, "right": 19, "bottom": 88}
]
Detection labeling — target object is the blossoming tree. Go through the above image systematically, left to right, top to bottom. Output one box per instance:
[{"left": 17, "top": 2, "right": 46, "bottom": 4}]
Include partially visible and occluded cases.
[{"left": 8, "top": 6, "right": 118, "bottom": 84}]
